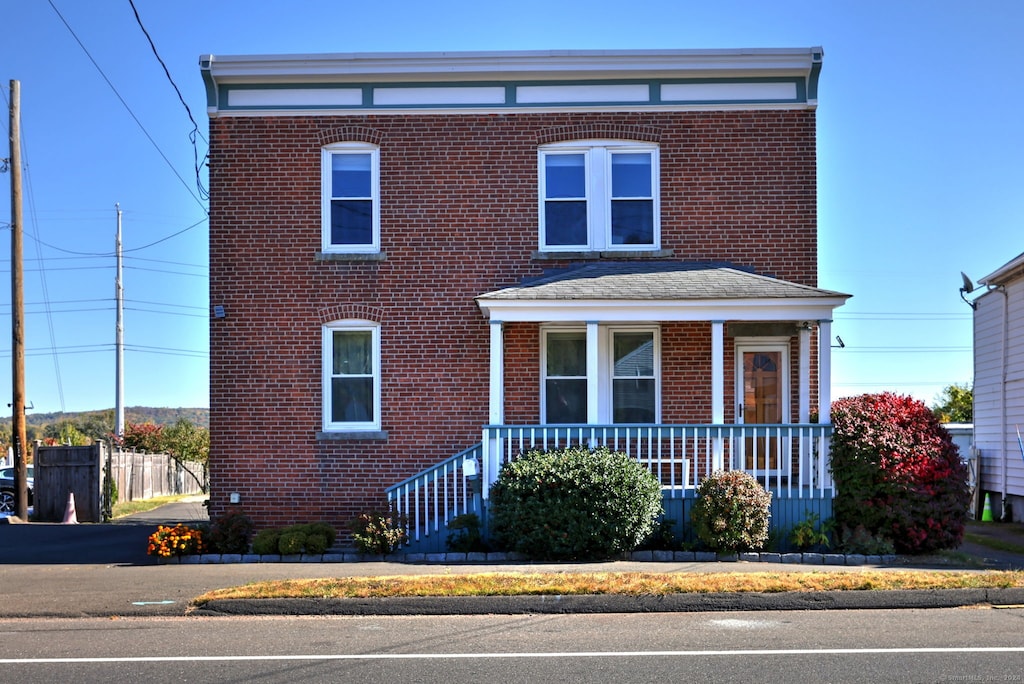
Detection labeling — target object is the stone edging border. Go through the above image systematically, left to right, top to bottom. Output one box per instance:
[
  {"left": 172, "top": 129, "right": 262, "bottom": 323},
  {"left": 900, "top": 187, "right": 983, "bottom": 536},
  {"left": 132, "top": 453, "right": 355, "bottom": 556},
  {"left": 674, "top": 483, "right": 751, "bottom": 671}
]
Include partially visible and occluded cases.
[{"left": 159, "top": 550, "right": 899, "bottom": 566}]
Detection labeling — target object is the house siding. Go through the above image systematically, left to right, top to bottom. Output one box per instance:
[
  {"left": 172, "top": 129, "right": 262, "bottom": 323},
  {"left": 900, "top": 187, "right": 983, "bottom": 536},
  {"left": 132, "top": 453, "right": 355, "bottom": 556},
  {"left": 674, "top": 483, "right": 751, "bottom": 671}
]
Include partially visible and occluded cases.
[
  {"left": 208, "top": 109, "right": 819, "bottom": 528},
  {"left": 973, "top": 266, "right": 1024, "bottom": 517}
]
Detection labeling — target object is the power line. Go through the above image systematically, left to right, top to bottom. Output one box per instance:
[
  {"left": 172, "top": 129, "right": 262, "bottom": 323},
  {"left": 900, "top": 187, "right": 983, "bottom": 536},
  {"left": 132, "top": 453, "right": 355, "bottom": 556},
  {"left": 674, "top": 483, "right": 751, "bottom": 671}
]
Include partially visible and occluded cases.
[
  {"left": 45, "top": 0, "right": 207, "bottom": 211},
  {"left": 127, "top": 0, "right": 210, "bottom": 202},
  {"left": 21, "top": 215, "right": 208, "bottom": 257}
]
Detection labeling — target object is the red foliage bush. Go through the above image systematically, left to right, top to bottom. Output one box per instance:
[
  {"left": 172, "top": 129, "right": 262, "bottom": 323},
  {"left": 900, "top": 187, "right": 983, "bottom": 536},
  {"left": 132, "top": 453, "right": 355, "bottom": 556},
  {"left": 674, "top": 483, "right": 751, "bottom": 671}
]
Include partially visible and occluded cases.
[{"left": 830, "top": 392, "right": 970, "bottom": 554}]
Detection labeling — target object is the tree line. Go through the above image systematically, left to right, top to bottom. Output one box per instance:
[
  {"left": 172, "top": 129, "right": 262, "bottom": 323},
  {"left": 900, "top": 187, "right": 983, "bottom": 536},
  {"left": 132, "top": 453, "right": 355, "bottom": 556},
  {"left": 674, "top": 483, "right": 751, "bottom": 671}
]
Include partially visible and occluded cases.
[{"left": 0, "top": 407, "right": 210, "bottom": 465}]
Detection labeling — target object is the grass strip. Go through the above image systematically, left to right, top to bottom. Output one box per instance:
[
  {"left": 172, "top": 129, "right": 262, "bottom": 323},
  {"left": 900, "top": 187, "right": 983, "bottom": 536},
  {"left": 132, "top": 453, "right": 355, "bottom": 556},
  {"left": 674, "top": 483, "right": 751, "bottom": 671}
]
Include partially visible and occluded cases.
[
  {"left": 112, "top": 494, "right": 193, "bottom": 519},
  {"left": 192, "top": 570, "right": 1024, "bottom": 606}
]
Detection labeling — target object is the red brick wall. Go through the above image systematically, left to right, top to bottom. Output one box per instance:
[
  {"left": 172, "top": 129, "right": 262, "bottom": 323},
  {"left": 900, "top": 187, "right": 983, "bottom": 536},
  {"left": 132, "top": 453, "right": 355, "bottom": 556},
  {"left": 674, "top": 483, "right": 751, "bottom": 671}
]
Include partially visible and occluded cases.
[{"left": 207, "top": 110, "right": 818, "bottom": 528}]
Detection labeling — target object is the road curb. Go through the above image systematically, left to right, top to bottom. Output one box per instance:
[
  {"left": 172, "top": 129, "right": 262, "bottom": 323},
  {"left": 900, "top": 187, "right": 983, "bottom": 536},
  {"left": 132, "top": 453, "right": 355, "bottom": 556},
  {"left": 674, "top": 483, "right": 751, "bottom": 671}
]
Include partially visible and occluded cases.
[{"left": 192, "top": 587, "right": 1024, "bottom": 617}]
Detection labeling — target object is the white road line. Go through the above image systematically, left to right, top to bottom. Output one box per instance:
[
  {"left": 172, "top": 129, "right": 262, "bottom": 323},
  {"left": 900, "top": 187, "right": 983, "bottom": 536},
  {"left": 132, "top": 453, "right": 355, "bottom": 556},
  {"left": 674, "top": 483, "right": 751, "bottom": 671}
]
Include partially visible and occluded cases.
[{"left": 2, "top": 647, "right": 1024, "bottom": 664}]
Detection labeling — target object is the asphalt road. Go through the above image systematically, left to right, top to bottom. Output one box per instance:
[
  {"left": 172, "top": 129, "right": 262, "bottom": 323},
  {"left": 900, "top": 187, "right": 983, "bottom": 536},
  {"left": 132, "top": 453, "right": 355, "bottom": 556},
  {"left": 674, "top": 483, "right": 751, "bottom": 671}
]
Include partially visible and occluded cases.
[{"left": 2, "top": 609, "right": 1023, "bottom": 683}]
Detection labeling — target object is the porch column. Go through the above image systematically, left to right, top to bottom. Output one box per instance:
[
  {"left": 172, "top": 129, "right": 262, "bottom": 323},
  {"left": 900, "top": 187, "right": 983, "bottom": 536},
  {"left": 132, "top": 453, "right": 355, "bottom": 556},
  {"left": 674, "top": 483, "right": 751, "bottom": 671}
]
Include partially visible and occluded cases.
[
  {"left": 817, "top": 319, "right": 832, "bottom": 421},
  {"left": 485, "top": 320, "right": 504, "bottom": 491},
  {"left": 488, "top": 320, "right": 504, "bottom": 424},
  {"left": 586, "top": 321, "right": 599, "bottom": 424},
  {"left": 711, "top": 321, "right": 725, "bottom": 471},
  {"left": 711, "top": 321, "right": 724, "bottom": 424},
  {"left": 798, "top": 324, "right": 811, "bottom": 423}
]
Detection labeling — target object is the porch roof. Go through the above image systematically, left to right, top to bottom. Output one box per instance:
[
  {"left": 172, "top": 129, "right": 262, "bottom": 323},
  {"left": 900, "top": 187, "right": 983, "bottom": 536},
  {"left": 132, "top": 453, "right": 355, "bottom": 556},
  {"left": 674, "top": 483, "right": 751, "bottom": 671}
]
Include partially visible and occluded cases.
[{"left": 476, "top": 261, "right": 851, "bottom": 323}]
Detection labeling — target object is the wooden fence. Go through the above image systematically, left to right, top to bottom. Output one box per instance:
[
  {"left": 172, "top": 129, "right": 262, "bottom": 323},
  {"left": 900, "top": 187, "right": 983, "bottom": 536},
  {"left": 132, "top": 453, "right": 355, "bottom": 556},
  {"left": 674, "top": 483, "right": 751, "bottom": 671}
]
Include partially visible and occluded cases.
[
  {"left": 32, "top": 443, "right": 206, "bottom": 521},
  {"left": 109, "top": 448, "right": 206, "bottom": 502}
]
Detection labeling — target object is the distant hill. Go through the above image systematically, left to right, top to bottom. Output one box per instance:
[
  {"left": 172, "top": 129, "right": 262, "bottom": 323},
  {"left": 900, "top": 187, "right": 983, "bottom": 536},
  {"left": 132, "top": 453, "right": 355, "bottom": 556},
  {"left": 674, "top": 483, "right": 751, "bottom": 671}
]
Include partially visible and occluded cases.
[{"left": 9, "top": 407, "right": 209, "bottom": 430}]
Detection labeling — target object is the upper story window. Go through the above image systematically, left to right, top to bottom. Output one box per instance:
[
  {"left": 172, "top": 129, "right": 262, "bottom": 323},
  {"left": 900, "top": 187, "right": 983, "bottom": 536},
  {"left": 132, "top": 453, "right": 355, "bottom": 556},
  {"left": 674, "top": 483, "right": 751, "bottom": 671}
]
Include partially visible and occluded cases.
[
  {"left": 539, "top": 141, "right": 659, "bottom": 252},
  {"left": 321, "top": 143, "right": 380, "bottom": 253},
  {"left": 323, "top": 320, "right": 381, "bottom": 432}
]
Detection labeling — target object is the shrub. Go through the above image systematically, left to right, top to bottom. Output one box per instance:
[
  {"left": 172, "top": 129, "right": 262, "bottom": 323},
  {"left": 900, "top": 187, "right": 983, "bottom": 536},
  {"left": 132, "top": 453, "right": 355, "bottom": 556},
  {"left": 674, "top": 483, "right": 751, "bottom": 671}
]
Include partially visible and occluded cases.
[
  {"left": 830, "top": 392, "right": 971, "bottom": 554},
  {"left": 489, "top": 445, "right": 663, "bottom": 561},
  {"left": 690, "top": 470, "right": 772, "bottom": 552},
  {"left": 348, "top": 502, "right": 407, "bottom": 555},
  {"left": 205, "top": 506, "right": 254, "bottom": 554},
  {"left": 789, "top": 511, "right": 832, "bottom": 551},
  {"left": 446, "top": 513, "right": 487, "bottom": 553},
  {"left": 249, "top": 522, "right": 338, "bottom": 555},
  {"left": 835, "top": 523, "right": 896, "bottom": 556},
  {"left": 251, "top": 528, "right": 282, "bottom": 555},
  {"left": 278, "top": 530, "right": 306, "bottom": 555}
]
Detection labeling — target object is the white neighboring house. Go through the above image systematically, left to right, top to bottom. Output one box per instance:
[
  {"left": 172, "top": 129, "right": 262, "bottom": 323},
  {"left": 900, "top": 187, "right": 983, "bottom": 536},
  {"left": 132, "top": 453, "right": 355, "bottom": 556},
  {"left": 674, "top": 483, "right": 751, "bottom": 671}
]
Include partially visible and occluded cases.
[{"left": 971, "top": 251, "right": 1024, "bottom": 521}]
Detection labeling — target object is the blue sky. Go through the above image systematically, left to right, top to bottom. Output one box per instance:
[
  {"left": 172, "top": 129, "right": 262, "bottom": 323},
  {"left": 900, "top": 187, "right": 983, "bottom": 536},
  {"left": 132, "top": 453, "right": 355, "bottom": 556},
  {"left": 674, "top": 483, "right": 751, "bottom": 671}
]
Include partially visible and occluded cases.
[{"left": 1, "top": 0, "right": 1021, "bottom": 416}]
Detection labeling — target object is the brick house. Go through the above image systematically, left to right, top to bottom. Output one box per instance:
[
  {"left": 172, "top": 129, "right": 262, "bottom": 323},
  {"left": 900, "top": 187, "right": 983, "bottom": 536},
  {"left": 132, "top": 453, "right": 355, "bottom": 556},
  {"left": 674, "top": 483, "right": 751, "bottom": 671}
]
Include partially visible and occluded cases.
[{"left": 201, "top": 48, "right": 850, "bottom": 548}]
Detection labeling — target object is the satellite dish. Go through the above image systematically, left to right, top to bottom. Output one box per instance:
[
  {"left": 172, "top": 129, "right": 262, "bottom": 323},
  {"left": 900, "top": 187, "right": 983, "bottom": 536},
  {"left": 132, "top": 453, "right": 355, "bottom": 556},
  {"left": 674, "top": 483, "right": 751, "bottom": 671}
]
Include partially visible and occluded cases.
[{"left": 960, "top": 272, "right": 975, "bottom": 294}]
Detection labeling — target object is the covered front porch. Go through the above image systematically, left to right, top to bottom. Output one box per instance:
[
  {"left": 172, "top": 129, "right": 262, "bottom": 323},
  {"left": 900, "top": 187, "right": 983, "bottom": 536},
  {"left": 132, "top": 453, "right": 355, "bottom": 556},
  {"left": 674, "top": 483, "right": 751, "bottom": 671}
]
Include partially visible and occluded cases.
[{"left": 388, "top": 262, "right": 850, "bottom": 552}]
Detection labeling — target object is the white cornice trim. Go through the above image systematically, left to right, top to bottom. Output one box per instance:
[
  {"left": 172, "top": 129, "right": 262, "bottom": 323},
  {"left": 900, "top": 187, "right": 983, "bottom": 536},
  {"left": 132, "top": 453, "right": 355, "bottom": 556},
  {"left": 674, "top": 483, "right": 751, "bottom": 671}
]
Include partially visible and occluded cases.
[
  {"left": 201, "top": 48, "right": 822, "bottom": 84},
  {"left": 476, "top": 296, "right": 849, "bottom": 323}
]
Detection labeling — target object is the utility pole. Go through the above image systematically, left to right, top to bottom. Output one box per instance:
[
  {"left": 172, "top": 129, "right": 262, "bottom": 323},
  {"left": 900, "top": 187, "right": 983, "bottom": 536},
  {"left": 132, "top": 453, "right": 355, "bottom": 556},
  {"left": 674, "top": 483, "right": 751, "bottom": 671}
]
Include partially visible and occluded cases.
[
  {"left": 9, "top": 80, "right": 29, "bottom": 520},
  {"left": 115, "top": 204, "right": 124, "bottom": 439}
]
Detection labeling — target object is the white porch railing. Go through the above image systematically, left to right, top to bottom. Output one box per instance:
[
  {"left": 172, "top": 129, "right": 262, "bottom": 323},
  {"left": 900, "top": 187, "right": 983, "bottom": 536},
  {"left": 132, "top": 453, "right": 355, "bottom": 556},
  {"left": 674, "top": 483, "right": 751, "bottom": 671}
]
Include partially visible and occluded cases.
[
  {"left": 386, "top": 423, "right": 833, "bottom": 550},
  {"left": 482, "top": 423, "right": 834, "bottom": 499},
  {"left": 385, "top": 443, "right": 482, "bottom": 545}
]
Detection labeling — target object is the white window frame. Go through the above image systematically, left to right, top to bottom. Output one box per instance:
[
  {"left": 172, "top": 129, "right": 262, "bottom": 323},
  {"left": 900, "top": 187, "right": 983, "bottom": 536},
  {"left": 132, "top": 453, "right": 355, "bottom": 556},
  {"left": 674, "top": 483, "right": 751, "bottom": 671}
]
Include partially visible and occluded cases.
[
  {"left": 538, "top": 140, "right": 660, "bottom": 252},
  {"left": 321, "top": 142, "right": 381, "bottom": 253},
  {"left": 322, "top": 320, "right": 381, "bottom": 432},
  {"left": 540, "top": 324, "right": 661, "bottom": 425},
  {"left": 603, "top": 325, "right": 661, "bottom": 424},
  {"left": 541, "top": 327, "right": 589, "bottom": 424}
]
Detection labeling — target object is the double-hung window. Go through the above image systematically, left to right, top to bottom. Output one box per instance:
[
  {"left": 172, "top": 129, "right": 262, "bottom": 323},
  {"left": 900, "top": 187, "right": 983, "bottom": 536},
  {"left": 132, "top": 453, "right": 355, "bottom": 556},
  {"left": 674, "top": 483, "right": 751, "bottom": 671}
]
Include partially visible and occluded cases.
[
  {"left": 540, "top": 141, "right": 659, "bottom": 252},
  {"left": 321, "top": 143, "right": 380, "bottom": 253},
  {"left": 323, "top": 321, "right": 380, "bottom": 432},
  {"left": 541, "top": 326, "right": 660, "bottom": 425},
  {"left": 543, "top": 330, "right": 588, "bottom": 423}
]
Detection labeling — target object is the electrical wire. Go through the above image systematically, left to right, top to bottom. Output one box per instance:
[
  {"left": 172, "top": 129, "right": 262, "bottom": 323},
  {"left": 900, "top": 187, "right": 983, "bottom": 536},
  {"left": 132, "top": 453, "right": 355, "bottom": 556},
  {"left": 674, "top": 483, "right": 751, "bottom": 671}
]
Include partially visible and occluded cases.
[
  {"left": 45, "top": 0, "right": 208, "bottom": 211},
  {"left": 127, "top": 0, "right": 210, "bottom": 202}
]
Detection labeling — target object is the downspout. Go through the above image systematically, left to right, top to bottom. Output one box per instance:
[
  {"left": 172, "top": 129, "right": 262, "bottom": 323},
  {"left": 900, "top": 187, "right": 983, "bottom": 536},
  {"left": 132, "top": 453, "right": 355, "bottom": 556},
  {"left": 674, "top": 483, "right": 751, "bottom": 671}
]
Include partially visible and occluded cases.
[{"left": 999, "top": 286, "right": 1010, "bottom": 520}]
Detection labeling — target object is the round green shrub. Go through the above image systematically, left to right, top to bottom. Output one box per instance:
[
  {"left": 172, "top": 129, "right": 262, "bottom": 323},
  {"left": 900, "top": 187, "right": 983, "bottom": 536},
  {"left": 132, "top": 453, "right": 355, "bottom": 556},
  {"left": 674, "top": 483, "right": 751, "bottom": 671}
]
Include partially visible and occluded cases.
[
  {"left": 830, "top": 392, "right": 970, "bottom": 554},
  {"left": 489, "top": 445, "right": 663, "bottom": 561},
  {"left": 691, "top": 470, "right": 772, "bottom": 551},
  {"left": 251, "top": 528, "right": 281, "bottom": 555},
  {"left": 278, "top": 530, "right": 306, "bottom": 555},
  {"left": 302, "top": 532, "right": 329, "bottom": 555}
]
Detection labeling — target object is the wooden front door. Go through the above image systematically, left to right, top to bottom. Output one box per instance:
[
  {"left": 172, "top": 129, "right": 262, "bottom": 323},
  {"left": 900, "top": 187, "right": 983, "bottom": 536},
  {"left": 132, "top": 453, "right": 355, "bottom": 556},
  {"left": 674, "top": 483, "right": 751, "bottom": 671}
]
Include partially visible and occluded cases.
[{"left": 737, "top": 345, "right": 787, "bottom": 471}]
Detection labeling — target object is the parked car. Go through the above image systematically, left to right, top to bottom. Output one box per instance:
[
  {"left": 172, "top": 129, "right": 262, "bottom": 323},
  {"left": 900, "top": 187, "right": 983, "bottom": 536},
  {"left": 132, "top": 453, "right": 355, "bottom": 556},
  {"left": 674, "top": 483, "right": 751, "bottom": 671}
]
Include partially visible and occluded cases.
[{"left": 0, "top": 465, "right": 34, "bottom": 513}]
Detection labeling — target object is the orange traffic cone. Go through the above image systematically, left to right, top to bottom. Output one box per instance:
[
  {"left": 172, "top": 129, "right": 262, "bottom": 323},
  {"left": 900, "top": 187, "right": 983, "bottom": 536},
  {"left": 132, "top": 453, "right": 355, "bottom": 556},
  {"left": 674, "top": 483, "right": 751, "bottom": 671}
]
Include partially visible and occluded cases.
[{"left": 62, "top": 492, "right": 78, "bottom": 524}]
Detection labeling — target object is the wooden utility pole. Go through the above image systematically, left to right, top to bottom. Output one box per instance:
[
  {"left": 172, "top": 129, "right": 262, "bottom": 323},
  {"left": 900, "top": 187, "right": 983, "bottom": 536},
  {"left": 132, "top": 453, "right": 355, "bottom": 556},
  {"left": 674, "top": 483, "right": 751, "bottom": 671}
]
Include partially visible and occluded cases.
[
  {"left": 9, "top": 79, "right": 29, "bottom": 520},
  {"left": 115, "top": 204, "right": 124, "bottom": 439}
]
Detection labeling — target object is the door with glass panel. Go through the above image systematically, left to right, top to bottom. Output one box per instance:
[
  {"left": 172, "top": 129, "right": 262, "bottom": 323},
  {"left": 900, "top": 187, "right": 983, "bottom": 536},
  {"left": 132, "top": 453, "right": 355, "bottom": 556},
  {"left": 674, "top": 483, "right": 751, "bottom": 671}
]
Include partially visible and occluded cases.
[{"left": 736, "top": 345, "right": 787, "bottom": 471}]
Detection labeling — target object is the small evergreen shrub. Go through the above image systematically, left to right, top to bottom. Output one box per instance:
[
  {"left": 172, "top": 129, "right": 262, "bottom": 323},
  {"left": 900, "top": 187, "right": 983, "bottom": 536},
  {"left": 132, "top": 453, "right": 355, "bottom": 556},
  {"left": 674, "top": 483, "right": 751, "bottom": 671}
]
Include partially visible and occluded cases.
[
  {"left": 830, "top": 392, "right": 971, "bottom": 554},
  {"left": 489, "top": 445, "right": 663, "bottom": 561},
  {"left": 690, "top": 470, "right": 772, "bottom": 552},
  {"left": 348, "top": 502, "right": 407, "bottom": 554},
  {"left": 205, "top": 506, "right": 254, "bottom": 554},
  {"left": 446, "top": 513, "right": 487, "bottom": 553},
  {"left": 638, "top": 518, "right": 679, "bottom": 551},
  {"left": 249, "top": 522, "right": 338, "bottom": 555},
  {"left": 251, "top": 528, "right": 281, "bottom": 555},
  {"left": 278, "top": 530, "right": 306, "bottom": 555},
  {"left": 302, "top": 532, "right": 329, "bottom": 555}
]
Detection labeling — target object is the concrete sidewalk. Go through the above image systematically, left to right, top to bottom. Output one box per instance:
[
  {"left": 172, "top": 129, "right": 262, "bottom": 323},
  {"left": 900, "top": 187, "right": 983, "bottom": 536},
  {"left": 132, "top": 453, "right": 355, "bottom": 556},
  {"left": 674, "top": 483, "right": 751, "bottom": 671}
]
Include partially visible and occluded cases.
[{"left": 1, "top": 498, "right": 1023, "bottom": 618}]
